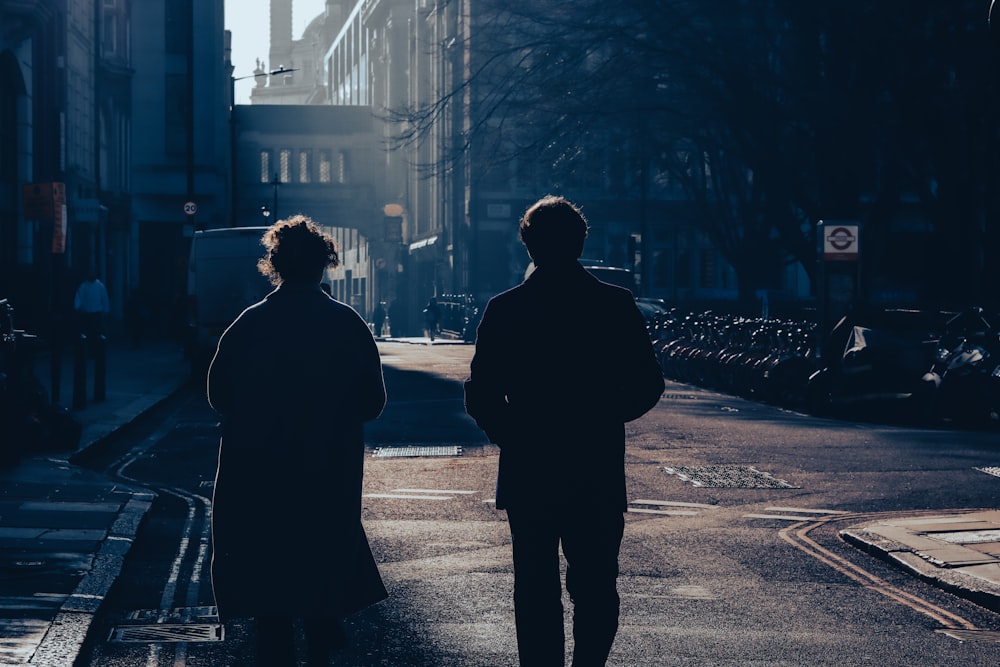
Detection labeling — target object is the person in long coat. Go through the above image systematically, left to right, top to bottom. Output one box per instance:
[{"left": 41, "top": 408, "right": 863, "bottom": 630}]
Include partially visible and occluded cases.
[
  {"left": 464, "top": 196, "right": 665, "bottom": 667},
  {"left": 207, "top": 215, "right": 387, "bottom": 666}
]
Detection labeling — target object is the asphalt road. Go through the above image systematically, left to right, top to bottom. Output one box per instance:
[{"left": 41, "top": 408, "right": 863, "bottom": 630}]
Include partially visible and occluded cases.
[{"left": 75, "top": 341, "right": 1000, "bottom": 665}]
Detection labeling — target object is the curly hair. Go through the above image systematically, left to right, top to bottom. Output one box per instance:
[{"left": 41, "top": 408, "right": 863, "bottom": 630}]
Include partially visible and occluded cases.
[
  {"left": 518, "top": 195, "right": 589, "bottom": 265},
  {"left": 257, "top": 215, "right": 340, "bottom": 285}
]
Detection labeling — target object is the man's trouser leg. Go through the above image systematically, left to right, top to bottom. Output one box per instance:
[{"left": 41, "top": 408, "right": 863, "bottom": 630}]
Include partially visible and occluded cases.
[
  {"left": 507, "top": 509, "right": 565, "bottom": 667},
  {"left": 563, "top": 509, "right": 625, "bottom": 667}
]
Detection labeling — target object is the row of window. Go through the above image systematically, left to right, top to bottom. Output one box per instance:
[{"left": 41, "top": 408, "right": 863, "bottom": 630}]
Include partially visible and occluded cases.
[{"left": 259, "top": 149, "right": 349, "bottom": 185}]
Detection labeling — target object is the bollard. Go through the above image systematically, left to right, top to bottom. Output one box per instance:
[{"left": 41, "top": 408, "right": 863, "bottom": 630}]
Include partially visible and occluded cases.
[
  {"left": 73, "top": 334, "right": 87, "bottom": 410},
  {"left": 93, "top": 334, "right": 106, "bottom": 402}
]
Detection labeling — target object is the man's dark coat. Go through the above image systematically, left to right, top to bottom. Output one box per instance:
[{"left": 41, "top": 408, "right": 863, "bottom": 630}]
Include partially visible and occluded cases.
[
  {"left": 464, "top": 262, "right": 665, "bottom": 510},
  {"left": 207, "top": 282, "right": 387, "bottom": 619}
]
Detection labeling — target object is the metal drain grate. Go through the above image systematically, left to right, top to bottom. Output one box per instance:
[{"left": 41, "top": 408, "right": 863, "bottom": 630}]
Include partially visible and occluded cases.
[
  {"left": 662, "top": 394, "right": 703, "bottom": 400},
  {"left": 373, "top": 445, "right": 463, "bottom": 458},
  {"left": 664, "top": 465, "right": 799, "bottom": 489},
  {"left": 111, "top": 606, "right": 224, "bottom": 644},
  {"left": 109, "top": 623, "right": 223, "bottom": 643},
  {"left": 936, "top": 628, "right": 1000, "bottom": 643}
]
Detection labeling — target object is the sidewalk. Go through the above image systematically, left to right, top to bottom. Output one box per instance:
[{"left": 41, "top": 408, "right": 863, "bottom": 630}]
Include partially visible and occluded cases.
[
  {"left": 0, "top": 338, "right": 190, "bottom": 665},
  {"left": 843, "top": 509, "right": 1000, "bottom": 613}
]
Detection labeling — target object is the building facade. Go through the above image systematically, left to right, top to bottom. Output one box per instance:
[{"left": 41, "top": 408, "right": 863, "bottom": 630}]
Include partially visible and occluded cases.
[
  {"left": 0, "top": 0, "right": 134, "bottom": 335},
  {"left": 130, "top": 0, "right": 231, "bottom": 335},
  {"left": 232, "top": 104, "right": 384, "bottom": 318}
]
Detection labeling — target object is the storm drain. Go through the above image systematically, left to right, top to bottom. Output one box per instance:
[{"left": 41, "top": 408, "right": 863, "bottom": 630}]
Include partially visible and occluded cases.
[
  {"left": 662, "top": 394, "right": 704, "bottom": 400},
  {"left": 373, "top": 445, "right": 463, "bottom": 458},
  {"left": 664, "top": 465, "right": 799, "bottom": 489},
  {"left": 110, "top": 606, "right": 224, "bottom": 644},
  {"left": 110, "top": 623, "right": 223, "bottom": 643}
]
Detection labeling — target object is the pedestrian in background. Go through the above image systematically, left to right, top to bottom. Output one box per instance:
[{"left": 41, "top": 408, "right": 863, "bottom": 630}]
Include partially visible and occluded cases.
[
  {"left": 464, "top": 195, "right": 664, "bottom": 666},
  {"left": 207, "top": 215, "right": 388, "bottom": 666},
  {"left": 73, "top": 271, "right": 109, "bottom": 340},
  {"left": 422, "top": 296, "right": 441, "bottom": 340},
  {"left": 372, "top": 300, "right": 387, "bottom": 337}
]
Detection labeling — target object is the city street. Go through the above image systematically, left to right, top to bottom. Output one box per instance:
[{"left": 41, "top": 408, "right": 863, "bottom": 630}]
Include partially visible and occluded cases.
[{"left": 70, "top": 341, "right": 1000, "bottom": 665}]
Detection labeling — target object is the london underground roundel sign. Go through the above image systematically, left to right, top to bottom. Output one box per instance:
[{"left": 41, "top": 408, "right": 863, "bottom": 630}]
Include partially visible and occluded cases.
[{"left": 823, "top": 224, "right": 859, "bottom": 261}]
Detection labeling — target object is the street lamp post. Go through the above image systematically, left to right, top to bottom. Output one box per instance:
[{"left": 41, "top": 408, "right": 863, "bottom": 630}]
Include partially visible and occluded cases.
[{"left": 269, "top": 172, "right": 281, "bottom": 220}]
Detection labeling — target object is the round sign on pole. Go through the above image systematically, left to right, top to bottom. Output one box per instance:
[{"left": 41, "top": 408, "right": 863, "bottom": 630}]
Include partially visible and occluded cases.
[
  {"left": 184, "top": 201, "right": 198, "bottom": 216},
  {"left": 822, "top": 223, "right": 859, "bottom": 261}
]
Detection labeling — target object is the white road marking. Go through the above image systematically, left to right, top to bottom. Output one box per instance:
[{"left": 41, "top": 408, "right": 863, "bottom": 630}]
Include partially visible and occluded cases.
[
  {"left": 393, "top": 488, "right": 475, "bottom": 495},
  {"left": 364, "top": 493, "right": 453, "bottom": 500},
  {"left": 630, "top": 499, "right": 716, "bottom": 509},
  {"left": 766, "top": 506, "right": 850, "bottom": 515},
  {"left": 627, "top": 508, "right": 700, "bottom": 516}
]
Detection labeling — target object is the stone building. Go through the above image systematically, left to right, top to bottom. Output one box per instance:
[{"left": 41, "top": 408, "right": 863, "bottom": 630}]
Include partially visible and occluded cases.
[{"left": 0, "top": 0, "right": 134, "bottom": 334}]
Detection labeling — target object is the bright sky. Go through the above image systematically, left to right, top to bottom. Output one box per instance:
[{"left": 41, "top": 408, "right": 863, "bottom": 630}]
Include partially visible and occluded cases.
[{"left": 226, "top": 0, "right": 327, "bottom": 104}]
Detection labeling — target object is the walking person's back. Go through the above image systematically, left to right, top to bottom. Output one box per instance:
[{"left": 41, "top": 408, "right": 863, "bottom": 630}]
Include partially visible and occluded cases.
[
  {"left": 465, "top": 195, "right": 664, "bottom": 666},
  {"left": 207, "top": 216, "right": 387, "bottom": 665}
]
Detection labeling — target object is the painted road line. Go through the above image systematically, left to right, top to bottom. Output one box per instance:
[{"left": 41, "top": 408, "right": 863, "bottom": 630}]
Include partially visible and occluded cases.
[
  {"left": 392, "top": 488, "right": 475, "bottom": 495},
  {"left": 364, "top": 493, "right": 453, "bottom": 500},
  {"left": 631, "top": 499, "right": 716, "bottom": 509},
  {"left": 766, "top": 507, "right": 850, "bottom": 515},
  {"left": 628, "top": 508, "right": 700, "bottom": 516},
  {"left": 743, "top": 513, "right": 820, "bottom": 521}
]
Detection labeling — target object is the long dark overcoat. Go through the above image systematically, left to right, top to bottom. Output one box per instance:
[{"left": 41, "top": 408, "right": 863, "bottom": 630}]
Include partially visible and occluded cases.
[
  {"left": 464, "top": 262, "right": 665, "bottom": 510},
  {"left": 207, "top": 282, "right": 387, "bottom": 619}
]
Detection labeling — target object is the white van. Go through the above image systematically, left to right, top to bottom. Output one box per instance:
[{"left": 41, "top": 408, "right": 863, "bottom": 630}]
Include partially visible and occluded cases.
[{"left": 186, "top": 227, "right": 273, "bottom": 376}]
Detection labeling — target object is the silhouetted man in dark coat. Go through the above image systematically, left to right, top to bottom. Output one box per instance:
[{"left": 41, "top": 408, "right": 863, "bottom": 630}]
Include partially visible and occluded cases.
[{"left": 465, "top": 195, "right": 665, "bottom": 666}]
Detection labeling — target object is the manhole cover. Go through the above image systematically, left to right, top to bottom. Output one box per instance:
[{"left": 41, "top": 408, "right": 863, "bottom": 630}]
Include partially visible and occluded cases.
[
  {"left": 373, "top": 445, "right": 462, "bottom": 458},
  {"left": 664, "top": 465, "right": 799, "bottom": 489},
  {"left": 109, "top": 624, "right": 223, "bottom": 643}
]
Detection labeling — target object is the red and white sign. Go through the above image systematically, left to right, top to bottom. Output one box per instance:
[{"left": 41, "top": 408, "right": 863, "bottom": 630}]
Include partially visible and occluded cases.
[{"left": 823, "top": 224, "right": 859, "bottom": 261}]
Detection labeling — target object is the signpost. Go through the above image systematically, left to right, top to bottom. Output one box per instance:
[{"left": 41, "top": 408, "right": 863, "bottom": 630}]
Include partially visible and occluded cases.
[{"left": 816, "top": 220, "right": 861, "bottom": 360}]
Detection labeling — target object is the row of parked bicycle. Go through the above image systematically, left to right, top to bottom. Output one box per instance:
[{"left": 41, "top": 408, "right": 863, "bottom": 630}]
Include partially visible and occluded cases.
[{"left": 646, "top": 305, "right": 1000, "bottom": 428}]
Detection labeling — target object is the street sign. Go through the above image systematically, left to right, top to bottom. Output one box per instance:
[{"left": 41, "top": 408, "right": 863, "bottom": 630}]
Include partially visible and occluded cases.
[
  {"left": 22, "top": 182, "right": 64, "bottom": 221},
  {"left": 184, "top": 201, "right": 198, "bottom": 216},
  {"left": 823, "top": 223, "right": 859, "bottom": 261}
]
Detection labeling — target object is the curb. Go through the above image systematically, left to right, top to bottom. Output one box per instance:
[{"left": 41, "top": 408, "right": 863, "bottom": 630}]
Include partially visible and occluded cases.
[
  {"left": 30, "top": 494, "right": 155, "bottom": 665},
  {"left": 841, "top": 514, "right": 1000, "bottom": 614}
]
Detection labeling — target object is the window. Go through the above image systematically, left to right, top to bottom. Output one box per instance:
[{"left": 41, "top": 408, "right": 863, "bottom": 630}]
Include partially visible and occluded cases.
[
  {"left": 164, "top": 0, "right": 192, "bottom": 55},
  {"left": 279, "top": 149, "right": 291, "bottom": 182},
  {"left": 259, "top": 150, "right": 271, "bottom": 183},
  {"left": 298, "top": 150, "right": 311, "bottom": 183},
  {"left": 318, "top": 150, "right": 332, "bottom": 183},
  {"left": 337, "top": 151, "right": 348, "bottom": 183}
]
